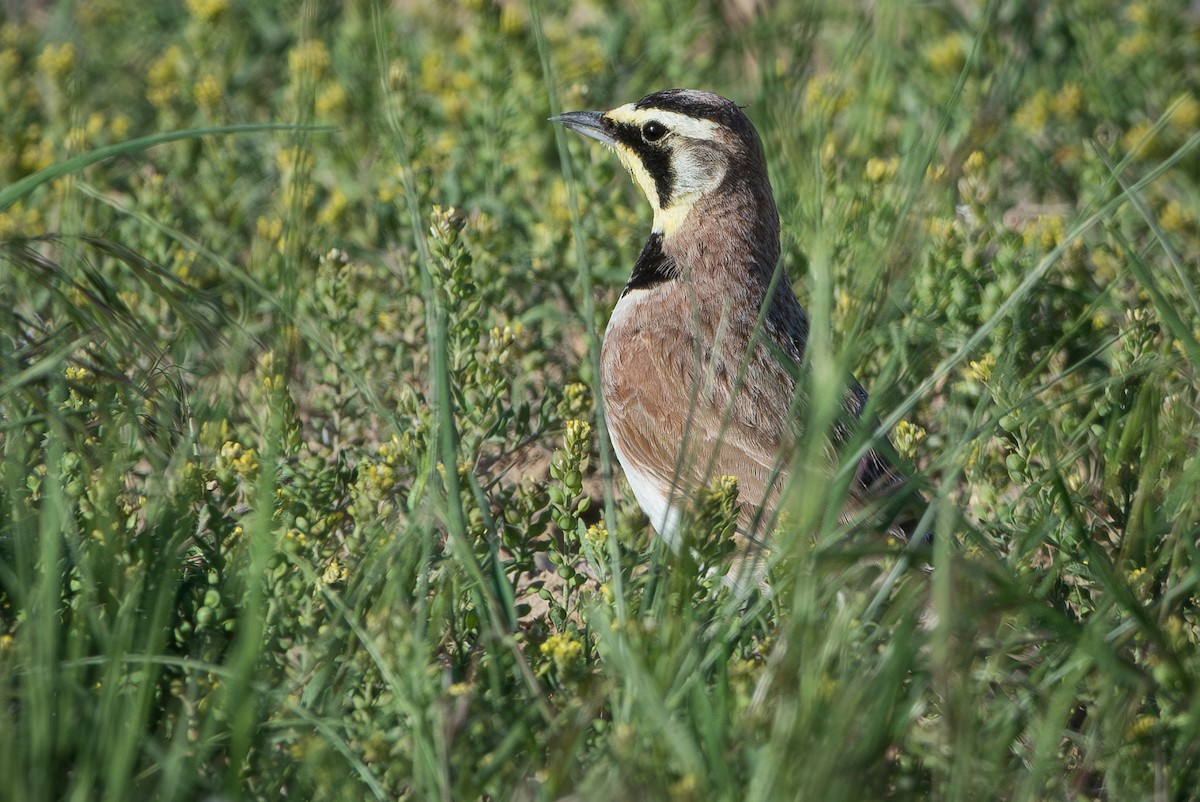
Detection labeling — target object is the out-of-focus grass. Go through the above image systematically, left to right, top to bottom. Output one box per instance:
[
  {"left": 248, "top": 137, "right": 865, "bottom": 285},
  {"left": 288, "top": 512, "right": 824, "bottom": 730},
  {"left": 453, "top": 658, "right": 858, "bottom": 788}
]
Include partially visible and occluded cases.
[{"left": 1, "top": 0, "right": 1198, "bottom": 799}]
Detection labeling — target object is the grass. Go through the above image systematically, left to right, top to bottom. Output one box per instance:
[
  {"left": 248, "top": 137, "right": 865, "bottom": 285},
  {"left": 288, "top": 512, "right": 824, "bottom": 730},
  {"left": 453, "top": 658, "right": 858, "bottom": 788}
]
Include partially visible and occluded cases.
[{"left": 2, "top": 0, "right": 1199, "bottom": 799}]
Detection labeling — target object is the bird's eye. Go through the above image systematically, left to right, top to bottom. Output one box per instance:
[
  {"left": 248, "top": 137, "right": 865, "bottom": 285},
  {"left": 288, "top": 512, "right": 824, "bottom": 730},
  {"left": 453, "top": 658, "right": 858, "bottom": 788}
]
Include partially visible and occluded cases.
[{"left": 641, "top": 121, "right": 668, "bottom": 142}]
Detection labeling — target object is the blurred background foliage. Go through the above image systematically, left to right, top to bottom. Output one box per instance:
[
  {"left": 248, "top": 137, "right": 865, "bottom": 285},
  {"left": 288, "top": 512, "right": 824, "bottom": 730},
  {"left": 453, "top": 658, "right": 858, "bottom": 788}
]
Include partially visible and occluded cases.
[{"left": 1, "top": 0, "right": 1198, "bottom": 799}]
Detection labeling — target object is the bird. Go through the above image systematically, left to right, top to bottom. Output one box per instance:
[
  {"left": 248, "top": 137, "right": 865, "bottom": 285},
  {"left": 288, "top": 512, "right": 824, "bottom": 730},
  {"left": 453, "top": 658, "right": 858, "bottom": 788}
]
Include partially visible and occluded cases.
[{"left": 551, "top": 89, "right": 924, "bottom": 575}]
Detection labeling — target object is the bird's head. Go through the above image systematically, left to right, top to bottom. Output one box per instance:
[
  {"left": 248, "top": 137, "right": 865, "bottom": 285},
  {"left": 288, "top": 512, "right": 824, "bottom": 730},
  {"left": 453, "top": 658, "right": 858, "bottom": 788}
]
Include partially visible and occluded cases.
[{"left": 552, "top": 89, "right": 773, "bottom": 241}]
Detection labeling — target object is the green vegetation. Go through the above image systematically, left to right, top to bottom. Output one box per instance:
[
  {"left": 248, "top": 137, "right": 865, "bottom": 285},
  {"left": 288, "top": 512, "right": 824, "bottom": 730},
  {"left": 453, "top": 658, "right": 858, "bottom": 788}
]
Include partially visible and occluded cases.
[{"left": 2, "top": 0, "right": 1198, "bottom": 798}]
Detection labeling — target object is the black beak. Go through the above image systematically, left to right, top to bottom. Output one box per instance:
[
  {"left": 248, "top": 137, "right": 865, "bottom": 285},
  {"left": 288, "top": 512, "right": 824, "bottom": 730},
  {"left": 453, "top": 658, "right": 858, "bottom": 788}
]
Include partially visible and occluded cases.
[{"left": 549, "top": 110, "right": 616, "bottom": 147}]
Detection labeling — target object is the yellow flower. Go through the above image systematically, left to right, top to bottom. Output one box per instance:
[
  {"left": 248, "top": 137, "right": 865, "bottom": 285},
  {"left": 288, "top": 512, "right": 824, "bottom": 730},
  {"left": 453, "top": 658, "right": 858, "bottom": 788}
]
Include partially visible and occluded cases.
[
  {"left": 185, "top": 0, "right": 229, "bottom": 22},
  {"left": 1125, "top": 2, "right": 1151, "bottom": 26},
  {"left": 500, "top": 4, "right": 524, "bottom": 34},
  {"left": 1, "top": 23, "right": 21, "bottom": 47},
  {"left": 1117, "top": 31, "right": 1151, "bottom": 58},
  {"left": 924, "top": 34, "right": 964, "bottom": 74},
  {"left": 288, "top": 39, "right": 330, "bottom": 80},
  {"left": 36, "top": 42, "right": 75, "bottom": 79},
  {"left": 146, "top": 45, "right": 185, "bottom": 107},
  {"left": 0, "top": 47, "right": 19, "bottom": 77},
  {"left": 194, "top": 72, "right": 222, "bottom": 110},
  {"left": 804, "top": 72, "right": 853, "bottom": 117},
  {"left": 315, "top": 81, "right": 347, "bottom": 117},
  {"left": 1051, "top": 82, "right": 1082, "bottom": 119},
  {"left": 1014, "top": 87, "right": 1051, "bottom": 133},
  {"left": 1166, "top": 92, "right": 1200, "bottom": 136},
  {"left": 110, "top": 114, "right": 131, "bottom": 139},
  {"left": 1121, "top": 119, "right": 1156, "bottom": 159},
  {"left": 64, "top": 127, "right": 88, "bottom": 154},
  {"left": 19, "top": 138, "right": 53, "bottom": 172},
  {"left": 275, "top": 145, "right": 313, "bottom": 175},
  {"left": 963, "top": 150, "right": 986, "bottom": 174},
  {"left": 864, "top": 156, "right": 898, "bottom": 183},
  {"left": 317, "top": 187, "right": 348, "bottom": 226},
  {"left": 1159, "top": 200, "right": 1189, "bottom": 234},
  {"left": 0, "top": 202, "right": 42, "bottom": 239},
  {"left": 1022, "top": 215, "right": 1065, "bottom": 250},
  {"left": 256, "top": 216, "right": 283, "bottom": 243},
  {"left": 924, "top": 216, "right": 954, "bottom": 241},
  {"left": 835, "top": 288, "right": 854, "bottom": 319},
  {"left": 967, "top": 352, "right": 996, "bottom": 383},
  {"left": 565, "top": 419, "right": 592, "bottom": 451},
  {"left": 893, "top": 420, "right": 928, "bottom": 461},
  {"left": 220, "top": 440, "right": 259, "bottom": 477},
  {"left": 584, "top": 523, "right": 608, "bottom": 549},
  {"left": 321, "top": 559, "right": 346, "bottom": 584},
  {"left": 540, "top": 632, "right": 583, "bottom": 672},
  {"left": 1125, "top": 714, "right": 1156, "bottom": 740}
]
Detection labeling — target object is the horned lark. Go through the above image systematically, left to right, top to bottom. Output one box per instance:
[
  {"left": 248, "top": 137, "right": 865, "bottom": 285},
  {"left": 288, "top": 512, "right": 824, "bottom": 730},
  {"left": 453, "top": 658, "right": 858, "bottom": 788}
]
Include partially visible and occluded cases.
[{"left": 552, "top": 88, "right": 923, "bottom": 564}]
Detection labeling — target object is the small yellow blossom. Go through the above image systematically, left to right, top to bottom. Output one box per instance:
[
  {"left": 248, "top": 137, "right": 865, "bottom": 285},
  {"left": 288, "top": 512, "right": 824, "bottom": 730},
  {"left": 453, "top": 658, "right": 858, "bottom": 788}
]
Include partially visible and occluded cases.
[
  {"left": 186, "top": 0, "right": 229, "bottom": 22},
  {"left": 1125, "top": 2, "right": 1151, "bottom": 26},
  {"left": 499, "top": 4, "right": 524, "bottom": 34},
  {"left": 1, "top": 23, "right": 21, "bottom": 47},
  {"left": 1117, "top": 31, "right": 1151, "bottom": 59},
  {"left": 924, "top": 34, "right": 965, "bottom": 73},
  {"left": 288, "top": 39, "right": 331, "bottom": 80},
  {"left": 37, "top": 41, "right": 75, "bottom": 79},
  {"left": 146, "top": 45, "right": 185, "bottom": 107},
  {"left": 0, "top": 47, "right": 18, "bottom": 77},
  {"left": 194, "top": 72, "right": 222, "bottom": 110},
  {"left": 804, "top": 72, "right": 853, "bottom": 117},
  {"left": 315, "top": 81, "right": 347, "bottom": 116},
  {"left": 1051, "top": 82, "right": 1083, "bottom": 119},
  {"left": 1014, "top": 88, "right": 1051, "bottom": 133},
  {"left": 1166, "top": 92, "right": 1200, "bottom": 136},
  {"left": 82, "top": 112, "right": 105, "bottom": 140},
  {"left": 109, "top": 114, "right": 132, "bottom": 139},
  {"left": 1121, "top": 119, "right": 1156, "bottom": 159},
  {"left": 64, "top": 127, "right": 88, "bottom": 153},
  {"left": 820, "top": 137, "right": 836, "bottom": 167},
  {"left": 20, "top": 139, "right": 53, "bottom": 172},
  {"left": 275, "top": 145, "right": 314, "bottom": 176},
  {"left": 963, "top": 150, "right": 986, "bottom": 174},
  {"left": 864, "top": 156, "right": 899, "bottom": 183},
  {"left": 317, "top": 187, "right": 348, "bottom": 226},
  {"left": 1159, "top": 200, "right": 1190, "bottom": 234},
  {"left": 0, "top": 202, "right": 42, "bottom": 239},
  {"left": 1022, "top": 215, "right": 1064, "bottom": 250},
  {"left": 256, "top": 216, "right": 283, "bottom": 243},
  {"left": 924, "top": 216, "right": 955, "bottom": 241},
  {"left": 835, "top": 288, "right": 854, "bottom": 319},
  {"left": 967, "top": 352, "right": 996, "bottom": 383},
  {"left": 557, "top": 382, "right": 592, "bottom": 420},
  {"left": 565, "top": 419, "right": 591, "bottom": 451},
  {"left": 893, "top": 420, "right": 927, "bottom": 461},
  {"left": 219, "top": 440, "right": 259, "bottom": 477},
  {"left": 584, "top": 522, "right": 609, "bottom": 549},
  {"left": 321, "top": 559, "right": 346, "bottom": 585},
  {"left": 540, "top": 631, "right": 584, "bottom": 672},
  {"left": 1125, "top": 714, "right": 1156, "bottom": 740},
  {"left": 669, "top": 773, "right": 698, "bottom": 800}
]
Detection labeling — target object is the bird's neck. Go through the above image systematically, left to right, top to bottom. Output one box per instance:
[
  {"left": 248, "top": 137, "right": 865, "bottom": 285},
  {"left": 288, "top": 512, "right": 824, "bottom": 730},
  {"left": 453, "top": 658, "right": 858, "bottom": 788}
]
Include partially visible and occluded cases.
[{"left": 659, "top": 179, "right": 781, "bottom": 293}]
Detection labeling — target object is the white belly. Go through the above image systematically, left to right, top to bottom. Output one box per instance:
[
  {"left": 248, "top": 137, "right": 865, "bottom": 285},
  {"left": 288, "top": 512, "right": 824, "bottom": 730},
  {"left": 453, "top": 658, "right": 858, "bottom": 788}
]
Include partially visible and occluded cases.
[{"left": 603, "top": 288, "right": 684, "bottom": 546}]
